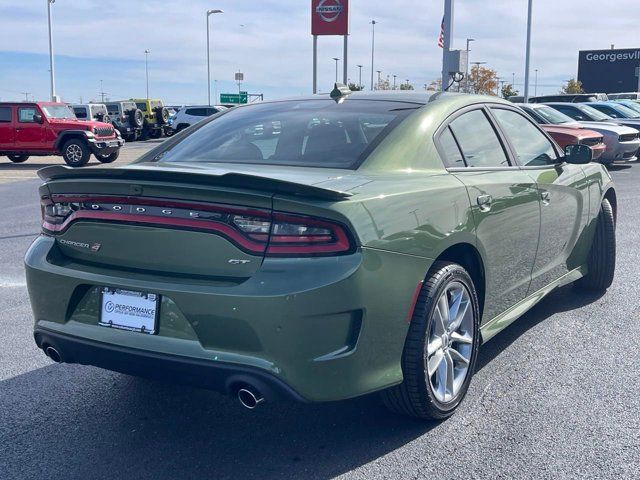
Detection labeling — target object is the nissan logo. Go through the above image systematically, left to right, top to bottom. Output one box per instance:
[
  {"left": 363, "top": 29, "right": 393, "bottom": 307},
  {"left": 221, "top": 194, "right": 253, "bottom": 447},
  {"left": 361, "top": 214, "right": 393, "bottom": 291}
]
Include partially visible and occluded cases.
[{"left": 316, "top": 0, "right": 343, "bottom": 23}]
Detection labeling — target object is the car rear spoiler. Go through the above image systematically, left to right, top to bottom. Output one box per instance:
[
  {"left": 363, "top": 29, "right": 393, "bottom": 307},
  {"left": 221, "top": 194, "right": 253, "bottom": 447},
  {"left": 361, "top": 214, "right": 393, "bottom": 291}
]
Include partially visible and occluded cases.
[{"left": 37, "top": 165, "right": 353, "bottom": 201}]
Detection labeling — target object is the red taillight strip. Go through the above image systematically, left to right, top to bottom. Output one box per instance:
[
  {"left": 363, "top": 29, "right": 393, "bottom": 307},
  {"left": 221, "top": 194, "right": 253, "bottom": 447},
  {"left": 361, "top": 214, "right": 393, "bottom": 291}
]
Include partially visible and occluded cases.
[
  {"left": 49, "top": 194, "right": 270, "bottom": 219},
  {"left": 43, "top": 211, "right": 267, "bottom": 253}
]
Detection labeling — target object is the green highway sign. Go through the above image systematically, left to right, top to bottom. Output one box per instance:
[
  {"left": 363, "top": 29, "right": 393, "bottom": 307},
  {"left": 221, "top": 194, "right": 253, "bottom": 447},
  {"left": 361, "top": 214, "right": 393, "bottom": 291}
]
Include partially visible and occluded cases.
[{"left": 220, "top": 91, "right": 248, "bottom": 104}]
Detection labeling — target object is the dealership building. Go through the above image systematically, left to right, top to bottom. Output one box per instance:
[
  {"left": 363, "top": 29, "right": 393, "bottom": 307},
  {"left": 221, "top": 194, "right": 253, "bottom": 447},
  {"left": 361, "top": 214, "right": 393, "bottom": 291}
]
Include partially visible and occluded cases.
[{"left": 578, "top": 48, "right": 640, "bottom": 93}]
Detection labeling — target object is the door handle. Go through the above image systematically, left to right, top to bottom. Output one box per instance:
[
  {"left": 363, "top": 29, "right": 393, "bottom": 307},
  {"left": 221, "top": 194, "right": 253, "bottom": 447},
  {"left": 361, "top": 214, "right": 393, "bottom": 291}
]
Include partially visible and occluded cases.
[
  {"left": 540, "top": 190, "right": 551, "bottom": 204},
  {"left": 477, "top": 194, "right": 493, "bottom": 211}
]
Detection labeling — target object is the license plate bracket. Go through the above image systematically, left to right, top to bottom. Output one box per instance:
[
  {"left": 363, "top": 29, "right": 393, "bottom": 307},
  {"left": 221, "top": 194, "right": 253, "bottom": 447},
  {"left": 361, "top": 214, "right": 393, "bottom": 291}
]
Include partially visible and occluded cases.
[{"left": 99, "top": 287, "right": 159, "bottom": 334}]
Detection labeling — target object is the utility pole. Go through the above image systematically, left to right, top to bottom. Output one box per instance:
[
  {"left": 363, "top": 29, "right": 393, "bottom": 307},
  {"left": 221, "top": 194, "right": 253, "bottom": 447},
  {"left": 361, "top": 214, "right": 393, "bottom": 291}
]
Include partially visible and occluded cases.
[
  {"left": 47, "top": 0, "right": 56, "bottom": 101},
  {"left": 441, "top": 0, "right": 454, "bottom": 91},
  {"left": 523, "top": 0, "right": 533, "bottom": 102},
  {"left": 370, "top": 20, "right": 376, "bottom": 90},
  {"left": 356, "top": 64, "right": 363, "bottom": 89},
  {"left": 534, "top": 69, "right": 538, "bottom": 96},
  {"left": 376, "top": 70, "right": 381, "bottom": 89},
  {"left": 99, "top": 79, "right": 106, "bottom": 103},
  {"left": 22, "top": 92, "right": 31, "bottom": 102}
]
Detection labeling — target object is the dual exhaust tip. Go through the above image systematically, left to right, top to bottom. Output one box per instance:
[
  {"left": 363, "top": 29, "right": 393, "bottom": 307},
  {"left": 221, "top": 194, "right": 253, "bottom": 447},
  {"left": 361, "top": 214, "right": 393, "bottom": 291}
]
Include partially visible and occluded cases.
[
  {"left": 42, "top": 344, "right": 265, "bottom": 410},
  {"left": 43, "top": 345, "right": 62, "bottom": 363},
  {"left": 237, "top": 387, "right": 264, "bottom": 409}
]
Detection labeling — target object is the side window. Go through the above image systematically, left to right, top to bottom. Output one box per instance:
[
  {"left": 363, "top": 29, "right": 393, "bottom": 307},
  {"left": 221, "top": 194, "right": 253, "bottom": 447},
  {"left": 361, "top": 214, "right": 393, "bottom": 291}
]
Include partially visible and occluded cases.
[
  {"left": 554, "top": 105, "right": 583, "bottom": 121},
  {"left": 592, "top": 105, "right": 620, "bottom": 118},
  {"left": 0, "top": 107, "right": 11, "bottom": 122},
  {"left": 18, "top": 107, "right": 37, "bottom": 123},
  {"left": 73, "top": 107, "right": 87, "bottom": 119},
  {"left": 491, "top": 108, "right": 558, "bottom": 166},
  {"left": 449, "top": 109, "right": 510, "bottom": 168},
  {"left": 438, "top": 127, "right": 465, "bottom": 168}
]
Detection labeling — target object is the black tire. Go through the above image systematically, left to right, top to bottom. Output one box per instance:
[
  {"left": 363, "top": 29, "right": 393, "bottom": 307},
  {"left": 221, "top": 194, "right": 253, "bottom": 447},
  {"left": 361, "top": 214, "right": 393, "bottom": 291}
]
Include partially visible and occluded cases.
[
  {"left": 155, "top": 107, "right": 169, "bottom": 125},
  {"left": 129, "top": 109, "right": 144, "bottom": 128},
  {"left": 176, "top": 124, "right": 189, "bottom": 133},
  {"left": 149, "top": 129, "right": 162, "bottom": 139},
  {"left": 61, "top": 138, "right": 90, "bottom": 167},
  {"left": 96, "top": 150, "right": 120, "bottom": 163},
  {"left": 8, "top": 154, "right": 29, "bottom": 163},
  {"left": 576, "top": 198, "right": 616, "bottom": 291},
  {"left": 381, "top": 262, "right": 481, "bottom": 420}
]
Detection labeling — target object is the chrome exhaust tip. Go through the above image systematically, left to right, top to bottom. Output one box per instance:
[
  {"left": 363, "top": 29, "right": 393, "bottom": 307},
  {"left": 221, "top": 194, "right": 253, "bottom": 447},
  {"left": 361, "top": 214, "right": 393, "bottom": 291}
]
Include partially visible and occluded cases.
[
  {"left": 44, "top": 346, "right": 62, "bottom": 363},
  {"left": 237, "top": 388, "right": 264, "bottom": 409}
]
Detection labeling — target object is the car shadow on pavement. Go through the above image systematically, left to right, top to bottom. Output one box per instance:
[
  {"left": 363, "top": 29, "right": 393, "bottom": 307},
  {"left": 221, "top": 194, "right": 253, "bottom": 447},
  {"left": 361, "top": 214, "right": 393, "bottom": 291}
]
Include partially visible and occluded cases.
[
  {"left": 0, "top": 162, "right": 61, "bottom": 170},
  {"left": 0, "top": 284, "right": 605, "bottom": 480},
  {"left": 476, "top": 284, "right": 605, "bottom": 371},
  {"left": 0, "top": 363, "right": 436, "bottom": 480}
]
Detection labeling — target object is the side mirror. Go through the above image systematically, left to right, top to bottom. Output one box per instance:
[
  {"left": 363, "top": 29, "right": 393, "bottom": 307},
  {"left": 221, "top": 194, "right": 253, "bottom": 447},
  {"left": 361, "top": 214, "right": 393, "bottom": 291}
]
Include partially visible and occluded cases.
[
  {"left": 33, "top": 113, "right": 44, "bottom": 124},
  {"left": 564, "top": 144, "right": 592, "bottom": 164}
]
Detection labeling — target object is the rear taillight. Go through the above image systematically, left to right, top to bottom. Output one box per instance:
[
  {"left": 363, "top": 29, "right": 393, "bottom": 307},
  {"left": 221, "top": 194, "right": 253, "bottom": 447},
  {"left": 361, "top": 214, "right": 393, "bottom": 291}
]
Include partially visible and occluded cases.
[{"left": 41, "top": 195, "right": 355, "bottom": 257}]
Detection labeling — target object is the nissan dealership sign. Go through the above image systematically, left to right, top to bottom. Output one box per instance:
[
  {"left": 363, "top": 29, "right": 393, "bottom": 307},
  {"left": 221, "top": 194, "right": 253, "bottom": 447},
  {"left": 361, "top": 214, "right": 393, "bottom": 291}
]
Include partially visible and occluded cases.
[
  {"left": 311, "top": 0, "right": 349, "bottom": 36},
  {"left": 578, "top": 48, "right": 640, "bottom": 93}
]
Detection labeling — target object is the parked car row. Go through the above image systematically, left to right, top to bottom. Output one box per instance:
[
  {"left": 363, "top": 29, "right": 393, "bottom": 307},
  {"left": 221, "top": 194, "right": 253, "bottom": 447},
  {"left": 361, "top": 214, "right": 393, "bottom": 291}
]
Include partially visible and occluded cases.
[{"left": 511, "top": 93, "right": 640, "bottom": 165}]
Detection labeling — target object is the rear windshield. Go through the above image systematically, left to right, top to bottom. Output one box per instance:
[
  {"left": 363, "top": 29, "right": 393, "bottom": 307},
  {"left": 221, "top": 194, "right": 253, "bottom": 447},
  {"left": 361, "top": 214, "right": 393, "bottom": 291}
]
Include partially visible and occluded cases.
[
  {"left": 150, "top": 99, "right": 418, "bottom": 169},
  {"left": 532, "top": 106, "right": 574, "bottom": 124}
]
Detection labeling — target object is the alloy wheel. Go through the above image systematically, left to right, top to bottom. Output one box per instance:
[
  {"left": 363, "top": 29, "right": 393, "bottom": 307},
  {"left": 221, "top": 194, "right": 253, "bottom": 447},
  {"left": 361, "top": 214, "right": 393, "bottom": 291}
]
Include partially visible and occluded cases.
[
  {"left": 66, "top": 144, "right": 83, "bottom": 163},
  {"left": 425, "top": 281, "right": 474, "bottom": 403}
]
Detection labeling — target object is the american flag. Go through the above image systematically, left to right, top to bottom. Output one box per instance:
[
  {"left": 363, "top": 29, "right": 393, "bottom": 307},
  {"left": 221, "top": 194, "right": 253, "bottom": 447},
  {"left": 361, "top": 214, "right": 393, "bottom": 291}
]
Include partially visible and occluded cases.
[{"left": 437, "top": 16, "right": 444, "bottom": 48}]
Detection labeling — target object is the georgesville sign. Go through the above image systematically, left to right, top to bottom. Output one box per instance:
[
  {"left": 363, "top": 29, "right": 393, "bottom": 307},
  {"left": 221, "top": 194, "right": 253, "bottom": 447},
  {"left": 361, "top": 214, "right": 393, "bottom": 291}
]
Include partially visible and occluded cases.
[
  {"left": 311, "top": 0, "right": 349, "bottom": 36},
  {"left": 578, "top": 48, "right": 640, "bottom": 93}
]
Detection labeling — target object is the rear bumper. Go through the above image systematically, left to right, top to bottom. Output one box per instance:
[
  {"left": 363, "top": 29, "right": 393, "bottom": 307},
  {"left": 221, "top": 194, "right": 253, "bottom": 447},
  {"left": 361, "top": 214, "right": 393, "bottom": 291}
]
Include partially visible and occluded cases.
[
  {"left": 88, "top": 137, "right": 124, "bottom": 155},
  {"left": 25, "top": 235, "right": 431, "bottom": 402},
  {"left": 34, "top": 328, "right": 306, "bottom": 401}
]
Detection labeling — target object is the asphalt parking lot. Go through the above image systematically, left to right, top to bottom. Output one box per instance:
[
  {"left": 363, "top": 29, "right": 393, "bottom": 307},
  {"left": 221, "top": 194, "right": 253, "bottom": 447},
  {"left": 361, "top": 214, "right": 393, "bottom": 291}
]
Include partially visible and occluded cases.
[{"left": 0, "top": 148, "right": 639, "bottom": 479}]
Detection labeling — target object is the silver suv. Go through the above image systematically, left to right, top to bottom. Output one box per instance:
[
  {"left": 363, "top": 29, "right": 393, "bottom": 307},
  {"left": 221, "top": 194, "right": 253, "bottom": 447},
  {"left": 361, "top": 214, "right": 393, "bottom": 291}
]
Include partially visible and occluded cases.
[
  {"left": 104, "top": 101, "right": 144, "bottom": 141},
  {"left": 71, "top": 103, "right": 110, "bottom": 123}
]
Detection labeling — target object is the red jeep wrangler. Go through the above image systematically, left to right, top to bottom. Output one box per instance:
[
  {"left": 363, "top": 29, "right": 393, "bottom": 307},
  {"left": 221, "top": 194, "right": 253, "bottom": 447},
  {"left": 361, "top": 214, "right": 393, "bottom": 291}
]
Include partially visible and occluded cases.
[{"left": 0, "top": 102, "right": 124, "bottom": 167}]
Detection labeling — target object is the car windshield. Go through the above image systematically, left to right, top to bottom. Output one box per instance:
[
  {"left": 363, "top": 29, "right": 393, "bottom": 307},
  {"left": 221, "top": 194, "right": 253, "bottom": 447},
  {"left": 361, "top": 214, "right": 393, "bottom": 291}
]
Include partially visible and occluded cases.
[
  {"left": 150, "top": 99, "right": 419, "bottom": 169},
  {"left": 617, "top": 101, "right": 640, "bottom": 114},
  {"left": 610, "top": 104, "right": 640, "bottom": 118},
  {"left": 41, "top": 105, "right": 76, "bottom": 119},
  {"left": 576, "top": 105, "right": 612, "bottom": 121},
  {"left": 533, "top": 106, "right": 574, "bottom": 124}
]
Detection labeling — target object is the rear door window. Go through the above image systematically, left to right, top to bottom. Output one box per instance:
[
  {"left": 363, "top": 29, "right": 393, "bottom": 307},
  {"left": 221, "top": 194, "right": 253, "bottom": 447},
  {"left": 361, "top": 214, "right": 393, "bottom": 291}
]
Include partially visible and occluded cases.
[
  {"left": 0, "top": 107, "right": 11, "bottom": 122},
  {"left": 73, "top": 107, "right": 87, "bottom": 119},
  {"left": 448, "top": 109, "right": 510, "bottom": 168},
  {"left": 437, "top": 127, "right": 465, "bottom": 168}
]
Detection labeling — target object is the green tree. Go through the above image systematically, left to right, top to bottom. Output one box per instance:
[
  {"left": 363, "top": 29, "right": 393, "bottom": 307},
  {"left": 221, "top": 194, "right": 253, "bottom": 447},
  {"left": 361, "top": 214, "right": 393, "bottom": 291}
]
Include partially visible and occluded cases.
[
  {"left": 560, "top": 78, "right": 584, "bottom": 94},
  {"left": 348, "top": 82, "right": 364, "bottom": 91},
  {"left": 399, "top": 82, "right": 414, "bottom": 90},
  {"left": 501, "top": 83, "right": 519, "bottom": 99}
]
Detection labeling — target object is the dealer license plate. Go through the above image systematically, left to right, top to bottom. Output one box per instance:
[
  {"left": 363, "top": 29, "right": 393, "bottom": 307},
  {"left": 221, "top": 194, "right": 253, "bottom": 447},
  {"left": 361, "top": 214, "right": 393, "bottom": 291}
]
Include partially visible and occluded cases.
[{"left": 99, "top": 287, "right": 159, "bottom": 334}]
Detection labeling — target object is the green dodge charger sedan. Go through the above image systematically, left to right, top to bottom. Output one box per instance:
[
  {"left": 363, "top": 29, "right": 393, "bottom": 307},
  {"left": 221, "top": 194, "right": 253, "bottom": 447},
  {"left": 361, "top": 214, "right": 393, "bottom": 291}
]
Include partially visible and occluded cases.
[{"left": 26, "top": 89, "right": 616, "bottom": 419}]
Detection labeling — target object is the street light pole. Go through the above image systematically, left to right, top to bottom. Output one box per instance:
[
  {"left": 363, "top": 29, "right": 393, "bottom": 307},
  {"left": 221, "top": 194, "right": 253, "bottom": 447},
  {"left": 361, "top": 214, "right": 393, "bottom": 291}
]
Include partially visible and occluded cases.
[
  {"left": 47, "top": 0, "right": 56, "bottom": 101},
  {"left": 523, "top": 0, "right": 533, "bottom": 102},
  {"left": 207, "top": 9, "right": 223, "bottom": 106},
  {"left": 370, "top": 20, "right": 376, "bottom": 90},
  {"left": 465, "top": 38, "right": 474, "bottom": 93},
  {"left": 144, "top": 50, "right": 150, "bottom": 99},
  {"left": 332, "top": 57, "right": 340, "bottom": 83},
  {"left": 470, "top": 61, "right": 486, "bottom": 94},
  {"left": 356, "top": 64, "right": 363, "bottom": 89},
  {"left": 534, "top": 68, "right": 538, "bottom": 96},
  {"left": 376, "top": 70, "right": 381, "bottom": 89},
  {"left": 393, "top": 74, "right": 397, "bottom": 90}
]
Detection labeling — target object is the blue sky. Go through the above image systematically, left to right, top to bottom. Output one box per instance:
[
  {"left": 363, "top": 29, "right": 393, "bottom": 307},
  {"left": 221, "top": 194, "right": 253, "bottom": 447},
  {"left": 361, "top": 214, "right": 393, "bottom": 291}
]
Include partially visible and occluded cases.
[{"left": 0, "top": 0, "right": 638, "bottom": 104}]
